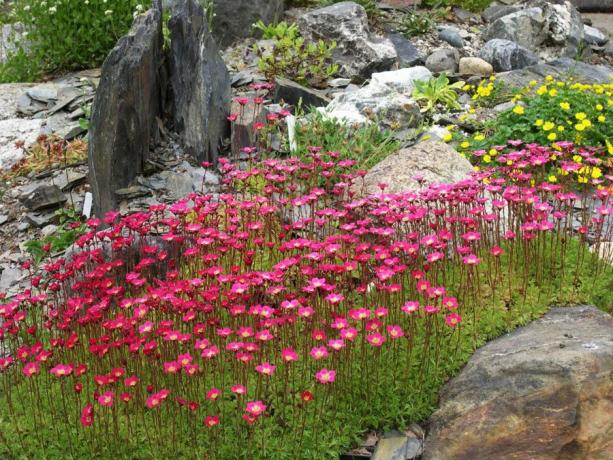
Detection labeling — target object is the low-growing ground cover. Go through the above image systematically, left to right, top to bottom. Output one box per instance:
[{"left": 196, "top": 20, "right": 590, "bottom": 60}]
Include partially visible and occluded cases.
[
  {"left": 453, "top": 77, "right": 613, "bottom": 164},
  {"left": 0, "top": 137, "right": 611, "bottom": 458}
]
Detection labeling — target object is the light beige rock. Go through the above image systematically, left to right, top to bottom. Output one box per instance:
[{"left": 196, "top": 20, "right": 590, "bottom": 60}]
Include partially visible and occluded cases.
[
  {"left": 459, "top": 57, "right": 494, "bottom": 76},
  {"left": 352, "top": 140, "right": 473, "bottom": 196},
  {"left": 424, "top": 306, "right": 613, "bottom": 460}
]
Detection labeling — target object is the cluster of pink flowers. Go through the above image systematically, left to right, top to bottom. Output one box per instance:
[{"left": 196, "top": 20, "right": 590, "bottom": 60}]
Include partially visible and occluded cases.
[{"left": 0, "top": 139, "right": 610, "bottom": 457}]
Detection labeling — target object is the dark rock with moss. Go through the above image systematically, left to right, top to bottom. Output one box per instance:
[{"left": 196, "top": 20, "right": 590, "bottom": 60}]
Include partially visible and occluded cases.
[
  {"left": 168, "top": 0, "right": 231, "bottom": 164},
  {"left": 88, "top": 4, "right": 164, "bottom": 217}
]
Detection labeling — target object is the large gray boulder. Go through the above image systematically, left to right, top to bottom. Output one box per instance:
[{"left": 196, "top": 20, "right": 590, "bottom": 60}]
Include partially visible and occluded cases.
[
  {"left": 168, "top": 0, "right": 231, "bottom": 164},
  {"left": 212, "top": 0, "right": 284, "bottom": 48},
  {"left": 483, "top": 1, "right": 584, "bottom": 58},
  {"left": 297, "top": 2, "right": 397, "bottom": 82},
  {"left": 88, "top": 5, "right": 164, "bottom": 217},
  {"left": 482, "top": 8, "right": 547, "bottom": 50},
  {"left": 479, "top": 39, "right": 539, "bottom": 71},
  {"left": 425, "top": 48, "right": 459, "bottom": 73},
  {"left": 497, "top": 57, "right": 613, "bottom": 87},
  {"left": 321, "top": 67, "right": 430, "bottom": 134},
  {"left": 352, "top": 140, "right": 473, "bottom": 196},
  {"left": 424, "top": 306, "right": 613, "bottom": 460}
]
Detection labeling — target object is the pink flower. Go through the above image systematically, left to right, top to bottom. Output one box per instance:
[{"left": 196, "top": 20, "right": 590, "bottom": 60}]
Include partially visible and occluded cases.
[
  {"left": 463, "top": 254, "right": 480, "bottom": 265},
  {"left": 402, "top": 301, "right": 419, "bottom": 314},
  {"left": 445, "top": 313, "right": 462, "bottom": 327},
  {"left": 386, "top": 325, "right": 404, "bottom": 339},
  {"left": 366, "top": 332, "right": 386, "bottom": 347},
  {"left": 309, "top": 346, "right": 329, "bottom": 360},
  {"left": 281, "top": 348, "right": 298, "bottom": 362},
  {"left": 22, "top": 362, "right": 40, "bottom": 377},
  {"left": 255, "top": 362, "right": 276, "bottom": 376},
  {"left": 50, "top": 363, "right": 73, "bottom": 377},
  {"left": 315, "top": 368, "right": 336, "bottom": 384},
  {"left": 231, "top": 384, "right": 247, "bottom": 395},
  {"left": 206, "top": 388, "right": 221, "bottom": 401},
  {"left": 97, "top": 391, "right": 114, "bottom": 407},
  {"left": 245, "top": 400, "right": 267, "bottom": 416},
  {"left": 204, "top": 415, "right": 220, "bottom": 427}
]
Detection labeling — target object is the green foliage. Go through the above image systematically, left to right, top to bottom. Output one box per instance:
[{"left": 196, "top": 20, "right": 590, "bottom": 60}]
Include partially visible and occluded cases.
[
  {"left": 1, "top": 0, "right": 150, "bottom": 82},
  {"left": 423, "top": 0, "right": 493, "bottom": 13},
  {"left": 399, "top": 10, "right": 434, "bottom": 38},
  {"left": 253, "top": 20, "right": 299, "bottom": 40},
  {"left": 256, "top": 29, "right": 338, "bottom": 88},
  {"left": 412, "top": 73, "right": 465, "bottom": 113},
  {"left": 456, "top": 78, "right": 613, "bottom": 155},
  {"left": 288, "top": 108, "right": 401, "bottom": 171},
  {"left": 23, "top": 208, "right": 86, "bottom": 264},
  {"left": 1, "top": 236, "right": 610, "bottom": 459}
]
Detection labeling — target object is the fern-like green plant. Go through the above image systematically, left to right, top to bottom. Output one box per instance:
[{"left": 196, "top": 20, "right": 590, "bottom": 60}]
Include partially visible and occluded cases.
[
  {"left": 253, "top": 20, "right": 299, "bottom": 41},
  {"left": 412, "top": 73, "right": 465, "bottom": 113}
]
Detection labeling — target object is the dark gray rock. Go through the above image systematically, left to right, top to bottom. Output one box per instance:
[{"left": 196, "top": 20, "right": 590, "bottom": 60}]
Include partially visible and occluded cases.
[
  {"left": 168, "top": 0, "right": 231, "bottom": 165},
  {"left": 212, "top": 0, "right": 284, "bottom": 48},
  {"left": 541, "top": 0, "right": 584, "bottom": 57},
  {"left": 573, "top": 0, "right": 613, "bottom": 12},
  {"left": 297, "top": 2, "right": 397, "bottom": 82},
  {"left": 88, "top": 4, "right": 164, "bottom": 217},
  {"left": 481, "top": 4, "right": 520, "bottom": 23},
  {"left": 483, "top": 8, "right": 546, "bottom": 50},
  {"left": 583, "top": 24, "right": 608, "bottom": 46},
  {"left": 438, "top": 27, "right": 465, "bottom": 48},
  {"left": 387, "top": 33, "right": 422, "bottom": 68},
  {"left": 479, "top": 39, "right": 538, "bottom": 71},
  {"left": 425, "top": 48, "right": 459, "bottom": 73},
  {"left": 497, "top": 57, "right": 613, "bottom": 87},
  {"left": 273, "top": 78, "right": 330, "bottom": 108},
  {"left": 19, "top": 185, "right": 67, "bottom": 212},
  {"left": 115, "top": 185, "right": 152, "bottom": 200},
  {"left": 423, "top": 306, "right": 613, "bottom": 460}
]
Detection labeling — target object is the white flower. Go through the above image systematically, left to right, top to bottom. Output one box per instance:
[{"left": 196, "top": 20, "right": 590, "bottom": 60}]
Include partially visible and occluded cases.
[
  {"left": 23, "top": 5, "right": 31, "bottom": 11},
  {"left": 49, "top": 6, "right": 57, "bottom": 13},
  {"left": 104, "top": 9, "right": 113, "bottom": 16}
]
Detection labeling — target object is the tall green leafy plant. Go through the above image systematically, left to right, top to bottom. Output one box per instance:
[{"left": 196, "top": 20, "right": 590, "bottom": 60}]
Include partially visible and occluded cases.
[{"left": 3, "top": 0, "right": 150, "bottom": 81}]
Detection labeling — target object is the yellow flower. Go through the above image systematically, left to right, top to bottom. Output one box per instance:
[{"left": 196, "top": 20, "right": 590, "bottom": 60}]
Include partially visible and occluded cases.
[
  {"left": 545, "top": 75, "right": 553, "bottom": 82},
  {"left": 489, "top": 76, "right": 496, "bottom": 81},
  {"left": 529, "top": 80, "right": 537, "bottom": 87},
  {"left": 463, "top": 84, "right": 471, "bottom": 91},
  {"left": 536, "top": 85, "right": 547, "bottom": 96},
  {"left": 548, "top": 89, "right": 558, "bottom": 97},
  {"left": 559, "top": 102, "right": 570, "bottom": 110},
  {"left": 596, "top": 104, "right": 603, "bottom": 111},
  {"left": 513, "top": 105, "right": 525, "bottom": 115},
  {"left": 468, "top": 108, "right": 476, "bottom": 114},
  {"left": 575, "top": 112, "right": 586, "bottom": 121},
  {"left": 600, "top": 115, "right": 607, "bottom": 123},
  {"left": 535, "top": 119, "right": 544, "bottom": 127},
  {"left": 582, "top": 119, "right": 592, "bottom": 128},
  {"left": 543, "top": 121, "right": 555, "bottom": 131},
  {"left": 575, "top": 123, "right": 585, "bottom": 131},
  {"left": 558, "top": 126, "right": 565, "bottom": 132},
  {"left": 547, "top": 132, "right": 557, "bottom": 141},
  {"left": 442, "top": 133, "right": 453, "bottom": 142},
  {"left": 474, "top": 134, "right": 485, "bottom": 141},
  {"left": 607, "top": 139, "right": 613, "bottom": 155},
  {"left": 460, "top": 141, "right": 470, "bottom": 149},
  {"left": 489, "top": 148, "right": 498, "bottom": 156},
  {"left": 573, "top": 155, "right": 583, "bottom": 163},
  {"left": 506, "top": 160, "right": 513, "bottom": 166},
  {"left": 474, "top": 166, "right": 481, "bottom": 172},
  {"left": 591, "top": 167, "right": 602, "bottom": 179},
  {"left": 548, "top": 175, "right": 557, "bottom": 183},
  {"left": 577, "top": 175, "right": 588, "bottom": 184}
]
